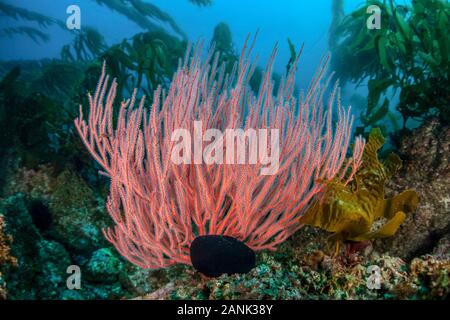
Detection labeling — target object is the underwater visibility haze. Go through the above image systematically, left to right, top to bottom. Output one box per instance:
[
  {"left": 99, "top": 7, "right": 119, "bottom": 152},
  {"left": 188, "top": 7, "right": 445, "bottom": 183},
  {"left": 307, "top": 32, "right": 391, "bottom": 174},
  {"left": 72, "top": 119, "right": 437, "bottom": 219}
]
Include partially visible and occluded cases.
[{"left": 0, "top": 0, "right": 448, "bottom": 301}]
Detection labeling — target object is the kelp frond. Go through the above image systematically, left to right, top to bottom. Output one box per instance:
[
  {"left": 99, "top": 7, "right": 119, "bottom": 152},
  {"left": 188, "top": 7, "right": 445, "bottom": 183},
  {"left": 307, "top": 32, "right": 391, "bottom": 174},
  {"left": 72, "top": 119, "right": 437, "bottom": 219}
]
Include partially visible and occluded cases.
[
  {"left": 94, "top": 0, "right": 186, "bottom": 38},
  {"left": 189, "top": 0, "right": 214, "bottom": 6},
  {"left": 0, "top": 1, "right": 58, "bottom": 27},
  {"left": 0, "top": 26, "right": 50, "bottom": 44}
]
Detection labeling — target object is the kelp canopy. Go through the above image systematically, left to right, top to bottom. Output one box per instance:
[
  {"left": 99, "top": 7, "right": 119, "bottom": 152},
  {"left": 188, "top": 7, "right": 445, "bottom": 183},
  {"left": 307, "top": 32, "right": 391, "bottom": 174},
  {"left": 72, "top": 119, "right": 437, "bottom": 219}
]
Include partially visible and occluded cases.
[
  {"left": 0, "top": 0, "right": 206, "bottom": 172},
  {"left": 330, "top": 0, "right": 449, "bottom": 134}
]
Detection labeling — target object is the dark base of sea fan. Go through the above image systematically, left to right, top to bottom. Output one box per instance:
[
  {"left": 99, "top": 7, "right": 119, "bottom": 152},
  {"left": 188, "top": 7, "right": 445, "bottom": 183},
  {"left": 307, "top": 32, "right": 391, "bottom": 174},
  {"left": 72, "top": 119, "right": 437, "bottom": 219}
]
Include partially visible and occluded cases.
[{"left": 189, "top": 235, "right": 256, "bottom": 277}]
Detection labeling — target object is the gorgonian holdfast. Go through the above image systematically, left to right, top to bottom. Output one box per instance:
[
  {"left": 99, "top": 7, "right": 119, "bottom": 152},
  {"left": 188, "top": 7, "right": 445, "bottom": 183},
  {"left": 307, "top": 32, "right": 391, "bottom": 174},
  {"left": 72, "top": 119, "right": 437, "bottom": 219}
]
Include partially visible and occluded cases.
[{"left": 74, "top": 35, "right": 365, "bottom": 275}]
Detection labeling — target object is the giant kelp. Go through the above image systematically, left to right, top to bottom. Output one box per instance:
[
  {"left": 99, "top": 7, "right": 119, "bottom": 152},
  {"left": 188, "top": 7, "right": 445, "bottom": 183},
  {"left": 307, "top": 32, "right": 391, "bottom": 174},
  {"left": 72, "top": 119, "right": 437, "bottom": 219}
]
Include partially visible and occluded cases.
[
  {"left": 0, "top": 0, "right": 212, "bottom": 60},
  {"left": 0, "top": 0, "right": 204, "bottom": 173},
  {"left": 0, "top": 0, "right": 201, "bottom": 43},
  {"left": 92, "top": 0, "right": 186, "bottom": 38},
  {"left": 330, "top": 0, "right": 449, "bottom": 134},
  {"left": 0, "top": 1, "right": 59, "bottom": 43},
  {"left": 0, "top": 1, "right": 108, "bottom": 60},
  {"left": 61, "top": 28, "right": 108, "bottom": 62},
  {"left": 100, "top": 30, "right": 186, "bottom": 98},
  {"left": 0, "top": 66, "right": 77, "bottom": 168},
  {"left": 300, "top": 129, "right": 419, "bottom": 254}
]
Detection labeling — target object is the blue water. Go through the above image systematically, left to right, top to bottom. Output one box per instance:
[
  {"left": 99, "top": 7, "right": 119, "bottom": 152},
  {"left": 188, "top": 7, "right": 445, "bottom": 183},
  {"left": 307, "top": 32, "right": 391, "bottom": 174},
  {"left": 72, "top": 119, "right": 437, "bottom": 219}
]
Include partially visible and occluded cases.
[{"left": 0, "top": 0, "right": 372, "bottom": 84}]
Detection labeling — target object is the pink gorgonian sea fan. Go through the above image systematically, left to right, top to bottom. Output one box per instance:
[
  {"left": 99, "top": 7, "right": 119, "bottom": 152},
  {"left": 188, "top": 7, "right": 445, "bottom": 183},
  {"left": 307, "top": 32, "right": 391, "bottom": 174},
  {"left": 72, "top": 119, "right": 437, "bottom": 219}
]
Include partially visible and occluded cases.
[{"left": 74, "top": 36, "right": 365, "bottom": 270}]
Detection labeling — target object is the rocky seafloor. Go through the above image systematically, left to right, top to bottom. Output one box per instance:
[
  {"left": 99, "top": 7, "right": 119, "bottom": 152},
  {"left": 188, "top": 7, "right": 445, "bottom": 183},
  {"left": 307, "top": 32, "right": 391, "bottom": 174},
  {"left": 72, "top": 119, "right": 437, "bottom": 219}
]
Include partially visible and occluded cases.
[{"left": 0, "top": 119, "right": 448, "bottom": 300}]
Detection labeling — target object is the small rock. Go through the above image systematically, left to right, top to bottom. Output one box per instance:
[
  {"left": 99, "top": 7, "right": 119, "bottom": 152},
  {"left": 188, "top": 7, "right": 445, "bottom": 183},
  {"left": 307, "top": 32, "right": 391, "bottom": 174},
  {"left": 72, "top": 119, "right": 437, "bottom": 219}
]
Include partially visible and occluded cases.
[{"left": 86, "top": 248, "right": 124, "bottom": 283}]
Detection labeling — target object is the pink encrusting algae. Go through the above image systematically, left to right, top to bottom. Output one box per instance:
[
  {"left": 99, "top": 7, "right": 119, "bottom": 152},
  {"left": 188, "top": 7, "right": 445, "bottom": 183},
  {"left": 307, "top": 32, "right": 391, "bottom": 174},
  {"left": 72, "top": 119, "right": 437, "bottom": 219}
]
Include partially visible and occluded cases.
[{"left": 74, "top": 36, "right": 365, "bottom": 269}]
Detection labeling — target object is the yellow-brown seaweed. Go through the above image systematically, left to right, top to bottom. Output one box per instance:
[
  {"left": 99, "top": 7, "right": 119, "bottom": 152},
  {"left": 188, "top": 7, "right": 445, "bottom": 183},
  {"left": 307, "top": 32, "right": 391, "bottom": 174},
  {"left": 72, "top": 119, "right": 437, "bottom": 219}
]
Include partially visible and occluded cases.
[{"left": 300, "top": 128, "right": 419, "bottom": 253}]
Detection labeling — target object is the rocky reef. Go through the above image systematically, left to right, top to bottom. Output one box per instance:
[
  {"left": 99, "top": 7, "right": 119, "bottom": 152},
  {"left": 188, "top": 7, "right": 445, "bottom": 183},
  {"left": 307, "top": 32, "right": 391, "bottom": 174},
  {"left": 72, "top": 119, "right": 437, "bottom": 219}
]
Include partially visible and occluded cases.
[
  {"left": 0, "top": 119, "right": 448, "bottom": 300},
  {"left": 377, "top": 119, "right": 450, "bottom": 260},
  {"left": 0, "top": 171, "right": 150, "bottom": 299},
  {"left": 0, "top": 214, "right": 17, "bottom": 299},
  {"left": 136, "top": 240, "right": 450, "bottom": 300}
]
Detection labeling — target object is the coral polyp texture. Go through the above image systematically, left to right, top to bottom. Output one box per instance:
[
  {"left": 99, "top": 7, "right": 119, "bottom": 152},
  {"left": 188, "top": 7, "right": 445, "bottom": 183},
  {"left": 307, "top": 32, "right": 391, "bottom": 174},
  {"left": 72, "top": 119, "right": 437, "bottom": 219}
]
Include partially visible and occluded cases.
[{"left": 74, "top": 38, "right": 365, "bottom": 269}]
